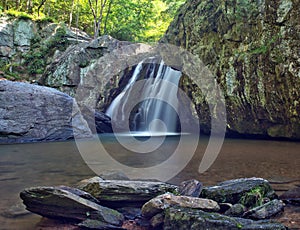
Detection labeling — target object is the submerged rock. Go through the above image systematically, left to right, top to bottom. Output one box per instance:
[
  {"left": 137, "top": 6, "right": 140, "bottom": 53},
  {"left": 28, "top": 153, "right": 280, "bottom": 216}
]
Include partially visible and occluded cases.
[
  {"left": 0, "top": 80, "right": 91, "bottom": 143},
  {"left": 200, "top": 178, "right": 277, "bottom": 207},
  {"left": 77, "top": 179, "right": 178, "bottom": 208},
  {"left": 20, "top": 186, "right": 124, "bottom": 227},
  {"left": 279, "top": 187, "right": 300, "bottom": 205},
  {"left": 141, "top": 193, "right": 220, "bottom": 218},
  {"left": 164, "top": 206, "right": 287, "bottom": 230}
]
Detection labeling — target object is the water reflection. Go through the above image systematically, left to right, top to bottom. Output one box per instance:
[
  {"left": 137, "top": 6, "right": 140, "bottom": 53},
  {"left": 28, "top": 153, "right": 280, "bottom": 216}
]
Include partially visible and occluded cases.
[{"left": 0, "top": 136, "right": 299, "bottom": 229}]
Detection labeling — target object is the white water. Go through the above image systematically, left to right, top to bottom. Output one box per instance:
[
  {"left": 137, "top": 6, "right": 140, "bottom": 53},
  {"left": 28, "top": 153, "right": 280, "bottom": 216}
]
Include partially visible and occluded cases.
[{"left": 106, "top": 58, "right": 182, "bottom": 134}]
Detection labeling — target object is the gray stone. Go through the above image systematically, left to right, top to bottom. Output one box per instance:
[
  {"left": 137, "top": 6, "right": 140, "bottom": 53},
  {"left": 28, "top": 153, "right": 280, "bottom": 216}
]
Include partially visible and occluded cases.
[
  {"left": 13, "top": 19, "right": 35, "bottom": 47},
  {"left": 0, "top": 80, "right": 92, "bottom": 143},
  {"left": 99, "top": 170, "right": 130, "bottom": 181},
  {"left": 200, "top": 178, "right": 277, "bottom": 207},
  {"left": 77, "top": 179, "right": 178, "bottom": 208},
  {"left": 179, "top": 179, "right": 203, "bottom": 197},
  {"left": 20, "top": 186, "right": 124, "bottom": 227},
  {"left": 279, "top": 187, "right": 300, "bottom": 205},
  {"left": 141, "top": 193, "right": 220, "bottom": 218},
  {"left": 243, "top": 199, "right": 285, "bottom": 220},
  {"left": 225, "top": 203, "right": 247, "bottom": 217},
  {"left": 164, "top": 207, "right": 287, "bottom": 230},
  {"left": 150, "top": 212, "right": 164, "bottom": 228},
  {"left": 77, "top": 219, "right": 124, "bottom": 229}
]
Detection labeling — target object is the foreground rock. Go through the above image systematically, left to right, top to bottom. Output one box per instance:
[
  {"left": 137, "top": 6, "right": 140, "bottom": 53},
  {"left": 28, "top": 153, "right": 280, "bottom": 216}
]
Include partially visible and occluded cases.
[
  {"left": 0, "top": 80, "right": 91, "bottom": 143},
  {"left": 77, "top": 178, "right": 178, "bottom": 208},
  {"left": 200, "top": 178, "right": 277, "bottom": 208},
  {"left": 20, "top": 186, "right": 124, "bottom": 228},
  {"left": 141, "top": 193, "right": 220, "bottom": 218},
  {"left": 243, "top": 199, "right": 285, "bottom": 220},
  {"left": 164, "top": 206, "right": 287, "bottom": 230}
]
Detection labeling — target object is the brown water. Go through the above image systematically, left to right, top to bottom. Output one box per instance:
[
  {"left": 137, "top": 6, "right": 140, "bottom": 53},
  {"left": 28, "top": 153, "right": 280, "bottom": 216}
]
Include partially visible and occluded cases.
[{"left": 0, "top": 136, "right": 299, "bottom": 229}]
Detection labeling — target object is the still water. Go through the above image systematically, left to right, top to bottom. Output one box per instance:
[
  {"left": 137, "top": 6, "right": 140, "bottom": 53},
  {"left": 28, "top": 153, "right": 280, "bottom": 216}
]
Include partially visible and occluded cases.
[{"left": 0, "top": 135, "right": 299, "bottom": 229}]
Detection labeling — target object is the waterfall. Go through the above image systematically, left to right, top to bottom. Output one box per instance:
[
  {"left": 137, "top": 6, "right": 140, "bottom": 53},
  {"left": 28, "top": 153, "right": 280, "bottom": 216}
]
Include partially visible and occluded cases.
[{"left": 106, "top": 58, "right": 182, "bottom": 134}]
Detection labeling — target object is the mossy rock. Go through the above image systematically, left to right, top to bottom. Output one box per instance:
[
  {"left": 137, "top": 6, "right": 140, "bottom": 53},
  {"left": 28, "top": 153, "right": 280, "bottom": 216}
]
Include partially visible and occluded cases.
[{"left": 200, "top": 178, "right": 277, "bottom": 208}]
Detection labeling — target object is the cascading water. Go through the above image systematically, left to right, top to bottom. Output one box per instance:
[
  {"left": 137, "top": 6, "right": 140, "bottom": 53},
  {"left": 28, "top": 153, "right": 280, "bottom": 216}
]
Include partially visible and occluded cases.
[{"left": 106, "top": 58, "right": 182, "bottom": 134}]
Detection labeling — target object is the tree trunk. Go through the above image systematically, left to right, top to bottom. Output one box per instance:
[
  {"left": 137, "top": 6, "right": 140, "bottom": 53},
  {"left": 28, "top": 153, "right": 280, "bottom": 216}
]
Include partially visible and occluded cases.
[
  {"left": 37, "top": 0, "right": 47, "bottom": 17},
  {"left": 69, "top": 0, "right": 75, "bottom": 27}
]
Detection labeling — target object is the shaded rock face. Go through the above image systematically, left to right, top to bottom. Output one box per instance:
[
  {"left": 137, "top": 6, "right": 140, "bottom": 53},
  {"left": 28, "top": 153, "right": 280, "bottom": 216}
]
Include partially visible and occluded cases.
[
  {"left": 163, "top": 0, "right": 300, "bottom": 139},
  {"left": 0, "top": 80, "right": 91, "bottom": 143}
]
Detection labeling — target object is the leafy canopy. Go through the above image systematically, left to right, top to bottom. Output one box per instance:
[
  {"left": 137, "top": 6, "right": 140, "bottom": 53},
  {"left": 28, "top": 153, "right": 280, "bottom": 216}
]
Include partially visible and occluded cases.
[{"left": 0, "top": 0, "right": 185, "bottom": 42}]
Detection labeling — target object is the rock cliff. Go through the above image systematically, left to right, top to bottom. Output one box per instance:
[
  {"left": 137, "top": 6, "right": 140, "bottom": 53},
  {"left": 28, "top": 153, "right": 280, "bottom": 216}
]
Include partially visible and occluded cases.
[{"left": 163, "top": 0, "right": 300, "bottom": 139}]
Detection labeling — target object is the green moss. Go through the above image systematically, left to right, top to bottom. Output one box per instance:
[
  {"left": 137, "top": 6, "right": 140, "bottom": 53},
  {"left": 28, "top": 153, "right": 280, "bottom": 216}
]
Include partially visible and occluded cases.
[
  {"left": 6, "top": 10, "right": 33, "bottom": 20},
  {"left": 24, "top": 24, "right": 69, "bottom": 75},
  {"left": 239, "top": 186, "right": 264, "bottom": 208}
]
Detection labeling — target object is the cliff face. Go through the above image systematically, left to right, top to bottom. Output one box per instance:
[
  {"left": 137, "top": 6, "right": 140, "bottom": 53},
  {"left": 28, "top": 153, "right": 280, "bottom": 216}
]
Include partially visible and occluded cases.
[{"left": 163, "top": 0, "right": 300, "bottom": 139}]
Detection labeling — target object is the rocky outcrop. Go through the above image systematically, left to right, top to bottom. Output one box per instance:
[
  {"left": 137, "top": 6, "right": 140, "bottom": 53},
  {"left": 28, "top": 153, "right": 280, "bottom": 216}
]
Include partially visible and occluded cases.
[
  {"left": 163, "top": 0, "right": 300, "bottom": 139},
  {"left": 0, "top": 15, "right": 90, "bottom": 81},
  {"left": 39, "top": 35, "right": 131, "bottom": 97},
  {"left": 0, "top": 80, "right": 91, "bottom": 143}
]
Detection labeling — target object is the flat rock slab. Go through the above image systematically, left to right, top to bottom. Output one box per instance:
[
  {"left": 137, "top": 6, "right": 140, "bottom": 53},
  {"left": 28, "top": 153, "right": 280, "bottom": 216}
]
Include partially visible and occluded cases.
[
  {"left": 200, "top": 177, "right": 276, "bottom": 207},
  {"left": 77, "top": 179, "right": 178, "bottom": 208},
  {"left": 20, "top": 186, "right": 124, "bottom": 227},
  {"left": 141, "top": 193, "right": 220, "bottom": 218},
  {"left": 244, "top": 199, "right": 285, "bottom": 220},
  {"left": 164, "top": 207, "right": 287, "bottom": 230}
]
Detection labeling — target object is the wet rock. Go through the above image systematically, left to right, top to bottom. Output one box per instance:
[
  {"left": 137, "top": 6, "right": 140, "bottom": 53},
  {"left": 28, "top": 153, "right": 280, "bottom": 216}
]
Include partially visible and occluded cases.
[
  {"left": 0, "top": 80, "right": 91, "bottom": 143},
  {"left": 99, "top": 170, "right": 131, "bottom": 181},
  {"left": 200, "top": 178, "right": 277, "bottom": 207},
  {"left": 77, "top": 179, "right": 178, "bottom": 208},
  {"left": 178, "top": 179, "right": 203, "bottom": 197},
  {"left": 20, "top": 186, "right": 124, "bottom": 227},
  {"left": 279, "top": 187, "right": 300, "bottom": 205},
  {"left": 141, "top": 193, "right": 220, "bottom": 218},
  {"left": 243, "top": 199, "right": 285, "bottom": 220},
  {"left": 1, "top": 202, "right": 31, "bottom": 218},
  {"left": 224, "top": 203, "right": 247, "bottom": 217},
  {"left": 164, "top": 206, "right": 287, "bottom": 230},
  {"left": 150, "top": 212, "right": 164, "bottom": 228},
  {"left": 77, "top": 219, "right": 124, "bottom": 229}
]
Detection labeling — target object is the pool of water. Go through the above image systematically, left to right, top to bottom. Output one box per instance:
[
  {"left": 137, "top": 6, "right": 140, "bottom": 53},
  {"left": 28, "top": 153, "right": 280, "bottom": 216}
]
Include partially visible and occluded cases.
[{"left": 0, "top": 135, "right": 299, "bottom": 229}]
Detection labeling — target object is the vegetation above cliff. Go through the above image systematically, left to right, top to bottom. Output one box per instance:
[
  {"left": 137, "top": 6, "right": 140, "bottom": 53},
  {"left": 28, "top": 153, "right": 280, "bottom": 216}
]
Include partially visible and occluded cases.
[{"left": 0, "top": 0, "right": 184, "bottom": 42}]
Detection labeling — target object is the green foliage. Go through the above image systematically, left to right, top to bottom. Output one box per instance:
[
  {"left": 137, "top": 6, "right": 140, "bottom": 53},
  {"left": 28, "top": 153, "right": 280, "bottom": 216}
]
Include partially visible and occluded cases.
[
  {"left": 1, "top": 0, "right": 183, "bottom": 42},
  {"left": 6, "top": 9, "right": 33, "bottom": 20},
  {"left": 239, "top": 187, "right": 264, "bottom": 208}
]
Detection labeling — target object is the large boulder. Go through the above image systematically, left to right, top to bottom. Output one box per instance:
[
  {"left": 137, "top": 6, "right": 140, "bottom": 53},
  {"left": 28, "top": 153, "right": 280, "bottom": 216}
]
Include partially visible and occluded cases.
[
  {"left": 163, "top": 0, "right": 300, "bottom": 139},
  {"left": 0, "top": 80, "right": 91, "bottom": 143},
  {"left": 77, "top": 178, "right": 179, "bottom": 208},
  {"left": 200, "top": 178, "right": 277, "bottom": 208},
  {"left": 20, "top": 186, "right": 124, "bottom": 228}
]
